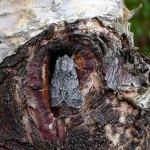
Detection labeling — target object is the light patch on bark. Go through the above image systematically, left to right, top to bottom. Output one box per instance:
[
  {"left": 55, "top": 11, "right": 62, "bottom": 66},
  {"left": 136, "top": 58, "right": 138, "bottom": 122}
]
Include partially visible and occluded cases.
[
  {"left": 122, "top": 88, "right": 150, "bottom": 110},
  {"left": 105, "top": 124, "right": 120, "bottom": 146}
]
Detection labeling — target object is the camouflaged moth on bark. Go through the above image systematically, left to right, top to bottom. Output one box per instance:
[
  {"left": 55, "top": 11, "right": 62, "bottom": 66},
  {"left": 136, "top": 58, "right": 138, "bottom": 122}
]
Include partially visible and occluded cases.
[{"left": 50, "top": 55, "right": 82, "bottom": 108}]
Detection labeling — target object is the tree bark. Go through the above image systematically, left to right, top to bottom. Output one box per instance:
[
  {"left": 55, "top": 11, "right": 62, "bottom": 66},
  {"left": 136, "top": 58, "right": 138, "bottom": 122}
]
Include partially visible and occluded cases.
[{"left": 0, "top": 1, "right": 150, "bottom": 150}]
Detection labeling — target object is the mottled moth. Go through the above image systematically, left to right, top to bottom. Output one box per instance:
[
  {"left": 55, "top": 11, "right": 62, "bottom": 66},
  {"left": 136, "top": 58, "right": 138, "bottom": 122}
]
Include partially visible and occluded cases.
[{"left": 50, "top": 55, "right": 82, "bottom": 108}]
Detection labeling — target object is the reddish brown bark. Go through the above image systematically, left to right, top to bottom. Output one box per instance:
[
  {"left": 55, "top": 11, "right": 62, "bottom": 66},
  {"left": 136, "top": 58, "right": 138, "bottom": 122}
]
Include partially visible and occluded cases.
[{"left": 0, "top": 18, "right": 150, "bottom": 150}]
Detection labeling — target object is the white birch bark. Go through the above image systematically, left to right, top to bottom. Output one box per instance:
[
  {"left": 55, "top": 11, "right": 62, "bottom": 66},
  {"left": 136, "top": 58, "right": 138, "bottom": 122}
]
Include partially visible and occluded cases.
[{"left": 0, "top": 0, "right": 135, "bottom": 63}]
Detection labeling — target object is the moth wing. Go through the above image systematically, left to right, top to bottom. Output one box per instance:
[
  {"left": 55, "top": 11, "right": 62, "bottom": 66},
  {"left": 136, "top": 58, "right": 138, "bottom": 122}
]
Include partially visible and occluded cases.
[
  {"left": 50, "top": 57, "right": 63, "bottom": 107},
  {"left": 64, "top": 67, "right": 83, "bottom": 108},
  {"left": 50, "top": 76, "right": 63, "bottom": 107},
  {"left": 65, "top": 88, "right": 83, "bottom": 108}
]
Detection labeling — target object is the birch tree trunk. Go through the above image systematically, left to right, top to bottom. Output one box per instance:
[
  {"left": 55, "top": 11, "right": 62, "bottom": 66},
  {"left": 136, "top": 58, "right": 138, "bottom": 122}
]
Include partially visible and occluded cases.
[{"left": 0, "top": 0, "right": 150, "bottom": 149}]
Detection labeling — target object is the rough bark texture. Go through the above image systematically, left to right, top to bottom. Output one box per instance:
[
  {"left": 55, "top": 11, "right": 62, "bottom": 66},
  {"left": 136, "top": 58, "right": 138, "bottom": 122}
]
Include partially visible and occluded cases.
[{"left": 0, "top": 18, "right": 150, "bottom": 150}]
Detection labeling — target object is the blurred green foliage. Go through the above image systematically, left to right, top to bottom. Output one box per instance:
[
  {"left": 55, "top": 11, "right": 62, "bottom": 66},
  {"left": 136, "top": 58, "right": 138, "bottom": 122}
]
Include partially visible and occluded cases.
[{"left": 125, "top": 0, "right": 150, "bottom": 58}]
